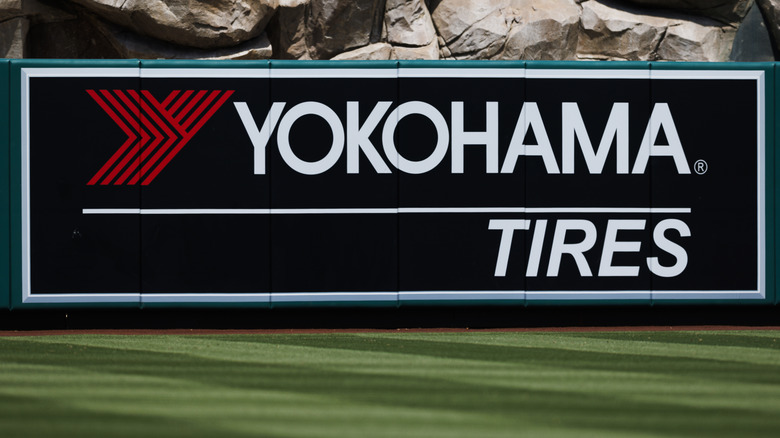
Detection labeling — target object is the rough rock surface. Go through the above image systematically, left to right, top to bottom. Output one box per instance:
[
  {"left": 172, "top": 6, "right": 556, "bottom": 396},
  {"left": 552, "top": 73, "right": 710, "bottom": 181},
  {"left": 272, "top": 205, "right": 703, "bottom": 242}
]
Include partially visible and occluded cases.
[
  {"left": 0, "top": 0, "right": 777, "bottom": 62},
  {"left": 68, "top": 0, "right": 277, "bottom": 49},
  {"left": 267, "top": 0, "right": 311, "bottom": 59},
  {"left": 307, "top": 0, "right": 384, "bottom": 59},
  {"left": 385, "top": 0, "right": 436, "bottom": 47},
  {"left": 498, "top": 0, "right": 580, "bottom": 60},
  {"left": 578, "top": 0, "right": 737, "bottom": 61},
  {"left": 621, "top": 0, "right": 754, "bottom": 24},
  {"left": 757, "top": 0, "right": 780, "bottom": 57},
  {"left": 729, "top": 1, "right": 774, "bottom": 61},
  {"left": 0, "top": 16, "right": 26, "bottom": 58},
  {"left": 99, "top": 21, "right": 273, "bottom": 60},
  {"left": 331, "top": 42, "right": 393, "bottom": 60}
]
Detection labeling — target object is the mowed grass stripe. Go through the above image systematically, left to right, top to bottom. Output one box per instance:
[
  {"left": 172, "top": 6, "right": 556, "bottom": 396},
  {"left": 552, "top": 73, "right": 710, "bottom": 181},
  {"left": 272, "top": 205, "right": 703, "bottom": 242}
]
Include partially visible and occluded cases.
[{"left": 1, "top": 332, "right": 779, "bottom": 438}]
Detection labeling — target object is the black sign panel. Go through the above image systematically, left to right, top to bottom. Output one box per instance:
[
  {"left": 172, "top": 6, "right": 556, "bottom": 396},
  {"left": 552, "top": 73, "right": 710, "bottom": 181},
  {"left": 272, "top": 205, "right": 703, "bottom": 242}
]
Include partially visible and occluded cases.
[{"left": 18, "top": 65, "right": 768, "bottom": 305}]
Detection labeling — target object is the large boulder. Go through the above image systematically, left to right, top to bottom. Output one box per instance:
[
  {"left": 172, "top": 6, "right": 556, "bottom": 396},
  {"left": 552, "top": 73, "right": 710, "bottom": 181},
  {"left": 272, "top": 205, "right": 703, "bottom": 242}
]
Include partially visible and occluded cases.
[
  {"left": 67, "top": 0, "right": 277, "bottom": 49},
  {"left": 266, "top": 0, "right": 311, "bottom": 59},
  {"left": 267, "top": 0, "right": 384, "bottom": 60},
  {"left": 307, "top": 0, "right": 384, "bottom": 59},
  {"left": 385, "top": 0, "right": 436, "bottom": 47},
  {"left": 431, "top": 0, "right": 508, "bottom": 58},
  {"left": 432, "top": 0, "right": 580, "bottom": 60},
  {"left": 497, "top": 0, "right": 580, "bottom": 60},
  {"left": 578, "top": 0, "right": 737, "bottom": 61},
  {"left": 620, "top": 0, "right": 754, "bottom": 24},
  {"left": 757, "top": 0, "right": 780, "bottom": 56},
  {"left": 728, "top": 1, "right": 774, "bottom": 61},
  {"left": 27, "top": 9, "right": 120, "bottom": 58},
  {"left": 0, "top": 16, "right": 27, "bottom": 58},
  {"left": 97, "top": 20, "right": 272, "bottom": 60},
  {"left": 392, "top": 39, "right": 440, "bottom": 58},
  {"left": 331, "top": 42, "right": 393, "bottom": 60}
]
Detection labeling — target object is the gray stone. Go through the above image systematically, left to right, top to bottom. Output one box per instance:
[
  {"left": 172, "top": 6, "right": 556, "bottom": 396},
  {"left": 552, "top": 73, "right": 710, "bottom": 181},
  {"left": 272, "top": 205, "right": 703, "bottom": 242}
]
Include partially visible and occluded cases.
[
  {"left": 0, "top": 0, "right": 21, "bottom": 21},
  {"left": 67, "top": 0, "right": 277, "bottom": 49},
  {"left": 266, "top": 0, "right": 311, "bottom": 59},
  {"left": 307, "top": 0, "right": 384, "bottom": 59},
  {"left": 385, "top": 0, "right": 436, "bottom": 46},
  {"left": 431, "top": 0, "right": 508, "bottom": 45},
  {"left": 498, "top": 0, "right": 580, "bottom": 60},
  {"left": 577, "top": 0, "right": 737, "bottom": 61},
  {"left": 578, "top": 0, "right": 668, "bottom": 60},
  {"left": 620, "top": 0, "right": 753, "bottom": 24},
  {"left": 757, "top": 0, "right": 780, "bottom": 57},
  {"left": 729, "top": 1, "right": 774, "bottom": 61},
  {"left": 446, "top": 7, "right": 507, "bottom": 58},
  {"left": 27, "top": 11, "right": 120, "bottom": 58},
  {"left": 0, "top": 16, "right": 26, "bottom": 58},
  {"left": 99, "top": 21, "right": 272, "bottom": 60},
  {"left": 392, "top": 39, "right": 440, "bottom": 58},
  {"left": 331, "top": 42, "right": 393, "bottom": 60}
]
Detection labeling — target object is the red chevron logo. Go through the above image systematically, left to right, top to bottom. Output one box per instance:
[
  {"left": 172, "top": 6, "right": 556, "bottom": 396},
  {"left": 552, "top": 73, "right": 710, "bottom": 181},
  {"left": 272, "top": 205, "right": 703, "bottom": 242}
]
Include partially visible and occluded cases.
[{"left": 86, "top": 89, "right": 234, "bottom": 185}]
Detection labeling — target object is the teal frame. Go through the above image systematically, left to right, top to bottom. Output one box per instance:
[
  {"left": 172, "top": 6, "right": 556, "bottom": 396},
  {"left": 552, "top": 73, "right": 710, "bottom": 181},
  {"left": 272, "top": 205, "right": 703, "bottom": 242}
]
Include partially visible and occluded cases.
[{"left": 0, "top": 60, "right": 8, "bottom": 310}]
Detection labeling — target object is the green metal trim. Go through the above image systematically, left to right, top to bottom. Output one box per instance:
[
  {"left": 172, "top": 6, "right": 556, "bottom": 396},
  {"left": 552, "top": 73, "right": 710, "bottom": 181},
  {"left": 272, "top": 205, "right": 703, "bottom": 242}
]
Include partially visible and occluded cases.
[
  {"left": 9, "top": 59, "right": 141, "bottom": 310},
  {"left": 141, "top": 59, "right": 270, "bottom": 69},
  {"left": 0, "top": 60, "right": 8, "bottom": 311},
  {"left": 270, "top": 60, "right": 398, "bottom": 69},
  {"left": 398, "top": 60, "right": 524, "bottom": 69},
  {"left": 525, "top": 60, "right": 650, "bottom": 70}
]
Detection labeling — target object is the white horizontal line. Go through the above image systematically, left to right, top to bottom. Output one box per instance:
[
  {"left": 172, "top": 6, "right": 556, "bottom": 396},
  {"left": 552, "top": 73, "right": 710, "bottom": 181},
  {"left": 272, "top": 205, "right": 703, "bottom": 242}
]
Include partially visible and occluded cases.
[{"left": 83, "top": 207, "right": 691, "bottom": 215}]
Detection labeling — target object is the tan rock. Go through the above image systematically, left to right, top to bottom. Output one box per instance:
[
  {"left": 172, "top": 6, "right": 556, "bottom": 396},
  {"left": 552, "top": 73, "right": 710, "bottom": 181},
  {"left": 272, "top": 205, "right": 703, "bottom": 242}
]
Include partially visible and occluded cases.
[
  {"left": 0, "top": 0, "right": 21, "bottom": 21},
  {"left": 68, "top": 0, "right": 277, "bottom": 49},
  {"left": 266, "top": 0, "right": 311, "bottom": 59},
  {"left": 307, "top": 0, "right": 384, "bottom": 59},
  {"left": 385, "top": 0, "right": 436, "bottom": 46},
  {"left": 431, "top": 0, "right": 509, "bottom": 44},
  {"left": 498, "top": 0, "right": 580, "bottom": 60},
  {"left": 577, "top": 0, "right": 737, "bottom": 61},
  {"left": 578, "top": 0, "right": 668, "bottom": 60},
  {"left": 621, "top": 0, "right": 753, "bottom": 24},
  {"left": 757, "top": 0, "right": 780, "bottom": 55},
  {"left": 446, "top": 8, "right": 507, "bottom": 58},
  {"left": 27, "top": 12, "right": 120, "bottom": 58},
  {"left": 0, "top": 16, "right": 26, "bottom": 58},
  {"left": 658, "top": 19, "right": 736, "bottom": 61},
  {"left": 100, "top": 21, "right": 273, "bottom": 60},
  {"left": 392, "top": 39, "right": 440, "bottom": 59},
  {"left": 331, "top": 42, "right": 393, "bottom": 60}
]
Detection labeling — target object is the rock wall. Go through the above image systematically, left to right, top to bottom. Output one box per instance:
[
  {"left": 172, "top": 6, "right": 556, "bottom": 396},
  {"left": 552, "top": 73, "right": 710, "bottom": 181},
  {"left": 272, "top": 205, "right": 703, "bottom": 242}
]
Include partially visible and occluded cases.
[{"left": 1, "top": 0, "right": 778, "bottom": 61}]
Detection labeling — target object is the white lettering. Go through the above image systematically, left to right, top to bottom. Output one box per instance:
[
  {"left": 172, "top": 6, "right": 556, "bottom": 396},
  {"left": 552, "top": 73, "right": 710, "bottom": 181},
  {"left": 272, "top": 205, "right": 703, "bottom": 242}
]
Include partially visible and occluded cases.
[
  {"left": 277, "top": 101, "right": 345, "bottom": 175},
  {"left": 347, "top": 101, "right": 392, "bottom": 174},
  {"left": 382, "top": 101, "right": 449, "bottom": 174},
  {"left": 234, "top": 102, "right": 285, "bottom": 175},
  {"left": 452, "top": 102, "right": 499, "bottom": 173},
  {"left": 501, "top": 102, "right": 560, "bottom": 174},
  {"left": 562, "top": 102, "right": 629, "bottom": 174},
  {"left": 632, "top": 103, "right": 690, "bottom": 174},
  {"left": 489, "top": 219, "right": 530, "bottom": 277},
  {"left": 547, "top": 219, "right": 597, "bottom": 277},
  {"left": 598, "top": 219, "right": 644, "bottom": 277},
  {"left": 647, "top": 219, "right": 690, "bottom": 277}
]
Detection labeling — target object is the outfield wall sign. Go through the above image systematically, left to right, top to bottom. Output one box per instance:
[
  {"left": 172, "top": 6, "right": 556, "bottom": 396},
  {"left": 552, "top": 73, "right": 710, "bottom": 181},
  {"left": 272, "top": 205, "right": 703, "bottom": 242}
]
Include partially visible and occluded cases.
[{"left": 14, "top": 62, "right": 771, "bottom": 306}]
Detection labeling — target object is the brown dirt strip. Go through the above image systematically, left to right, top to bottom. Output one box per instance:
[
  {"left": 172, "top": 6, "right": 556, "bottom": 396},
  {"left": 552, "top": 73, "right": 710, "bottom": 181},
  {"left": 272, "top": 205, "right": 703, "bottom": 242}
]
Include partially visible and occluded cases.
[{"left": 2, "top": 326, "right": 780, "bottom": 336}]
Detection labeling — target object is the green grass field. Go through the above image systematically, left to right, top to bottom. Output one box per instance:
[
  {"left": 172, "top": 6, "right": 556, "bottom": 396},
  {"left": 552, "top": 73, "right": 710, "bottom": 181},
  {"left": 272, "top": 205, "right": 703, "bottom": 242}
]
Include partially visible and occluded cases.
[{"left": 1, "top": 331, "right": 780, "bottom": 437}]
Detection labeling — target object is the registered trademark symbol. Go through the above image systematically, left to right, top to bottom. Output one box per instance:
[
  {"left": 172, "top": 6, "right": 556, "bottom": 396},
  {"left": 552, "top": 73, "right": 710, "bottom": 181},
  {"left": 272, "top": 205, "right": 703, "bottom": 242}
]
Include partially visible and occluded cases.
[{"left": 694, "top": 159, "right": 708, "bottom": 175}]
